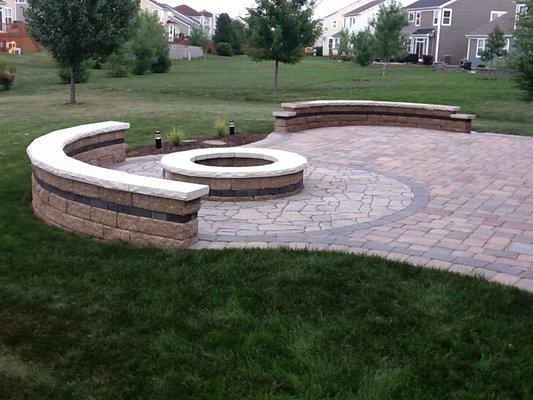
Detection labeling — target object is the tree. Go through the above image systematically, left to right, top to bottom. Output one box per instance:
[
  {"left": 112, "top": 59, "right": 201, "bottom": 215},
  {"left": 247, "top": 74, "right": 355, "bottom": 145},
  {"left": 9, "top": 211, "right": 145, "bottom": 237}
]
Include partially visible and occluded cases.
[
  {"left": 25, "top": 0, "right": 139, "bottom": 105},
  {"left": 247, "top": 0, "right": 320, "bottom": 96},
  {"left": 371, "top": 0, "right": 408, "bottom": 76},
  {"left": 508, "top": 0, "right": 533, "bottom": 99},
  {"left": 129, "top": 11, "right": 170, "bottom": 75},
  {"left": 213, "top": 13, "right": 235, "bottom": 45},
  {"left": 232, "top": 19, "right": 247, "bottom": 55},
  {"left": 480, "top": 25, "right": 507, "bottom": 78},
  {"left": 190, "top": 26, "right": 210, "bottom": 58},
  {"left": 338, "top": 28, "right": 352, "bottom": 57},
  {"left": 352, "top": 28, "right": 377, "bottom": 68}
]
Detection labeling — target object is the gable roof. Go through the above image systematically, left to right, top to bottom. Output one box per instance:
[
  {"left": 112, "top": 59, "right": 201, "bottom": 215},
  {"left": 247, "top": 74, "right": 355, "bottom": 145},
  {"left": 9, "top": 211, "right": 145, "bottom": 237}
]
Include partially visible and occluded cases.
[
  {"left": 344, "top": 0, "right": 384, "bottom": 17},
  {"left": 406, "top": 0, "right": 454, "bottom": 9},
  {"left": 175, "top": 4, "right": 202, "bottom": 16},
  {"left": 466, "top": 14, "right": 516, "bottom": 37}
]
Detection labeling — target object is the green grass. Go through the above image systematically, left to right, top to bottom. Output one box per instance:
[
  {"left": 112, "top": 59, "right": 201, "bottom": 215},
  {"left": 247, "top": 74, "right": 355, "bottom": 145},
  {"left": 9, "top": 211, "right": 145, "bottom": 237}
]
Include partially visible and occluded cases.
[{"left": 0, "top": 53, "right": 532, "bottom": 399}]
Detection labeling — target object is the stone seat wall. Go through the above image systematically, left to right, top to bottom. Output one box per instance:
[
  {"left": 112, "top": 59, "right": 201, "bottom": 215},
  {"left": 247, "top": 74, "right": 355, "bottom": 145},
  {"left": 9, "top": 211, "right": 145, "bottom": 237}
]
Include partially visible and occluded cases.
[
  {"left": 274, "top": 100, "right": 474, "bottom": 133},
  {"left": 27, "top": 122, "right": 209, "bottom": 249}
]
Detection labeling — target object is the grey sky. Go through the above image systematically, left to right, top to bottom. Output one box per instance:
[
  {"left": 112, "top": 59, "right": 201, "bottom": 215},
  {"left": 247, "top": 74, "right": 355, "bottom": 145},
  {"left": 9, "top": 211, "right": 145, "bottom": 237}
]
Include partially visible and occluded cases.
[{"left": 165, "top": 0, "right": 355, "bottom": 18}]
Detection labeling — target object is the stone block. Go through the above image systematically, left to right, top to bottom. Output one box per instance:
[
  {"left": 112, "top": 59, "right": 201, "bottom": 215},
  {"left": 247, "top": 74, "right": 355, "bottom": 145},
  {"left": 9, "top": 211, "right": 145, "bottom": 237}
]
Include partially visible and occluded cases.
[
  {"left": 131, "top": 193, "right": 200, "bottom": 215},
  {"left": 90, "top": 207, "right": 117, "bottom": 227}
]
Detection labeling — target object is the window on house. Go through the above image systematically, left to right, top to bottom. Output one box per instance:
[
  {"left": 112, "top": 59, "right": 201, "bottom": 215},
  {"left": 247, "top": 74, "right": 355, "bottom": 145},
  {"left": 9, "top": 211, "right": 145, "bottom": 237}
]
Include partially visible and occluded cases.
[
  {"left": 15, "top": 0, "right": 28, "bottom": 3},
  {"left": 516, "top": 4, "right": 527, "bottom": 14},
  {"left": 4, "top": 7, "right": 12, "bottom": 24},
  {"left": 0, "top": 8, "right": 3, "bottom": 33},
  {"left": 442, "top": 9, "right": 452, "bottom": 26},
  {"left": 433, "top": 10, "right": 440, "bottom": 25},
  {"left": 408, "top": 11, "right": 415, "bottom": 22},
  {"left": 415, "top": 11, "right": 421, "bottom": 26},
  {"left": 490, "top": 11, "right": 507, "bottom": 21},
  {"left": 333, "top": 20, "right": 337, "bottom": 28},
  {"left": 406, "top": 37, "right": 412, "bottom": 53},
  {"left": 328, "top": 38, "right": 333, "bottom": 49},
  {"left": 476, "top": 38, "right": 486, "bottom": 58},
  {"left": 504, "top": 38, "right": 510, "bottom": 51}
]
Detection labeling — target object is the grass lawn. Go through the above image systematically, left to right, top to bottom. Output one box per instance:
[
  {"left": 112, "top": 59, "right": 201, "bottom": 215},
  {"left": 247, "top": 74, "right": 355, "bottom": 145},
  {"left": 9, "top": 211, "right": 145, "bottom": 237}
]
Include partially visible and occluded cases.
[{"left": 0, "top": 53, "right": 532, "bottom": 399}]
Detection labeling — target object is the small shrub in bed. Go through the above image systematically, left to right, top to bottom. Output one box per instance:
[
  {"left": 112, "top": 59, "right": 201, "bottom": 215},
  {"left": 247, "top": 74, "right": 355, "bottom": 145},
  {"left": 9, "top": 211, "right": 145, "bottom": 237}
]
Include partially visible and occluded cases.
[
  {"left": 214, "top": 119, "right": 228, "bottom": 137},
  {"left": 166, "top": 127, "right": 186, "bottom": 146}
]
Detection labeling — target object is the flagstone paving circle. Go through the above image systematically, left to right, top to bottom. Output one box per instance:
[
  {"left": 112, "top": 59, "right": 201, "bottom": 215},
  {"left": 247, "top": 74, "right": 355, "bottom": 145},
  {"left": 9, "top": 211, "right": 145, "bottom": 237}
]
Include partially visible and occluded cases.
[{"left": 110, "top": 125, "right": 533, "bottom": 292}]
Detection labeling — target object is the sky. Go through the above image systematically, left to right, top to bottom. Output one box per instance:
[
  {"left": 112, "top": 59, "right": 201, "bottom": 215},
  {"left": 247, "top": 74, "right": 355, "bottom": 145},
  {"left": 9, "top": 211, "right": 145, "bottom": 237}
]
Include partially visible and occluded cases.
[{"left": 165, "top": 0, "right": 357, "bottom": 19}]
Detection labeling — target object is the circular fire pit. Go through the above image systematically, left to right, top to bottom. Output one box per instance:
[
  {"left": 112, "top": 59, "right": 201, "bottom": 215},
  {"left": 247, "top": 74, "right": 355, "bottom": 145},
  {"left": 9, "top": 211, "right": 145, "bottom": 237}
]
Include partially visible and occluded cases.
[{"left": 161, "top": 148, "right": 307, "bottom": 201}]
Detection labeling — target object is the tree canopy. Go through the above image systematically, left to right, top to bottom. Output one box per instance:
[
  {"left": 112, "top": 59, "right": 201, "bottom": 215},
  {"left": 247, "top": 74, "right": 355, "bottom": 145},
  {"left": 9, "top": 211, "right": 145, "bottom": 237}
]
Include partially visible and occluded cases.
[
  {"left": 26, "top": 0, "right": 139, "bottom": 104},
  {"left": 508, "top": 0, "right": 533, "bottom": 98},
  {"left": 213, "top": 13, "right": 235, "bottom": 45},
  {"left": 480, "top": 26, "right": 507, "bottom": 67}
]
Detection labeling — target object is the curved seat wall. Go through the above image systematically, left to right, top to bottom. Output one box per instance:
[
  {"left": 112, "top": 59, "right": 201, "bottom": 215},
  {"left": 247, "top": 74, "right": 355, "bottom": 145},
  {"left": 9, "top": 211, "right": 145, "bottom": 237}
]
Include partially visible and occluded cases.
[
  {"left": 274, "top": 100, "right": 474, "bottom": 133},
  {"left": 27, "top": 122, "right": 209, "bottom": 249}
]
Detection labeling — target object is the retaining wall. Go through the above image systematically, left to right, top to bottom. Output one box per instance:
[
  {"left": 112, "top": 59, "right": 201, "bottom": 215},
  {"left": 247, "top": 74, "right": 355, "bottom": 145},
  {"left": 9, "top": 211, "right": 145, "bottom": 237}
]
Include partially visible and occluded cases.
[
  {"left": 274, "top": 100, "right": 474, "bottom": 134},
  {"left": 27, "top": 122, "right": 209, "bottom": 249}
]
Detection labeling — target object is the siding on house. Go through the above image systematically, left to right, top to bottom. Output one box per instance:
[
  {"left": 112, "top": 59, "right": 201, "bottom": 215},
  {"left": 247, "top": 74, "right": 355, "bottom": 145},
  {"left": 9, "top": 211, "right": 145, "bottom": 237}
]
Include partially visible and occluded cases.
[{"left": 403, "top": 0, "right": 516, "bottom": 65}]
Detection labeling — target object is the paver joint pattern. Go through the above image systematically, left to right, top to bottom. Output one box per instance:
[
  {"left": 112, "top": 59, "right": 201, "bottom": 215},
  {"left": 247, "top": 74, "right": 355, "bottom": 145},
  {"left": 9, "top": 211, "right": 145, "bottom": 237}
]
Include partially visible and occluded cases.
[{"left": 111, "top": 126, "right": 533, "bottom": 292}]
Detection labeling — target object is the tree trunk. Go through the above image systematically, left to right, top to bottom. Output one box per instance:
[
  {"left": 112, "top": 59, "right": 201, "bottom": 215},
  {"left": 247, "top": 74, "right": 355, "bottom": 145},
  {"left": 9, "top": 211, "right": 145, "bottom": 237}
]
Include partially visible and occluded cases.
[
  {"left": 273, "top": 60, "right": 279, "bottom": 97},
  {"left": 382, "top": 61, "right": 387, "bottom": 76},
  {"left": 70, "top": 65, "right": 77, "bottom": 105}
]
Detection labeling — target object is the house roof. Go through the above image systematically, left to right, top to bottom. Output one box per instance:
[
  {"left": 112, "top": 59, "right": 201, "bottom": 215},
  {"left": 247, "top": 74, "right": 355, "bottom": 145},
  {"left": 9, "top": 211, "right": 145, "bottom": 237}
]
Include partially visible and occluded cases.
[
  {"left": 344, "top": 0, "right": 384, "bottom": 17},
  {"left": 406, "top": 0, "right": 454, "bottom": 9},
  {"left": 175, "top": 4, "right": 202, "bottom": 16},
  {"left": 199, "top": 10, "right": 213, "bottom": 17},
  {"left": 466, "top": 14, "right": 516, "bottom": 37},
  {"left": 412, "top": 28, "right": 435, "bottom": 35}
]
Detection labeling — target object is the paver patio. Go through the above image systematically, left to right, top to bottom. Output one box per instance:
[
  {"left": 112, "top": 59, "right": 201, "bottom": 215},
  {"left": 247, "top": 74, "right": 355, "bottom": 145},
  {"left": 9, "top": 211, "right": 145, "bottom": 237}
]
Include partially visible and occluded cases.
[{"left": 113, "top": 126, "right": 533, "bottom": 292}]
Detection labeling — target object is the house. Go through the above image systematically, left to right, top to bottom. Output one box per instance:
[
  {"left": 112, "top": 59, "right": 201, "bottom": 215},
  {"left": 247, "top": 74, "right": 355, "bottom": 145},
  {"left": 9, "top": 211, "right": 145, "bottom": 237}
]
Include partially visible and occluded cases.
[
  {"left": 0, "top": 0, "right": 42, "bottom": 52},
  {"left": 140, "top": 0, "right": 200, "bottom": 41},
  {"left": 320, "top": 0, "right": 416, "bottom": 56},
  {"left": 320, "top": 0, "right": 366, "bottom": 56},
  {"left": 403, "top": 0, "right": 516, "bottom": 65},
  {"left": 465, "top": 3, "right": 526, "bottom": 67},
  {"left": 175, "top": 4, "right": 217, "bottom": 38}
]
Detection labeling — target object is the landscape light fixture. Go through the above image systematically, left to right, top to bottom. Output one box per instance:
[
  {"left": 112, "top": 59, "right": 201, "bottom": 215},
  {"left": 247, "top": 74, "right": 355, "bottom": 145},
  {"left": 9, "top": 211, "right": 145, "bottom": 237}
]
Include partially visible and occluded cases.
[
  {"left": 229, "top": 120, "right": 235, "bottom": 135},
  {"left": 155, "top": 131, "right": 162, "bottom": 149}
]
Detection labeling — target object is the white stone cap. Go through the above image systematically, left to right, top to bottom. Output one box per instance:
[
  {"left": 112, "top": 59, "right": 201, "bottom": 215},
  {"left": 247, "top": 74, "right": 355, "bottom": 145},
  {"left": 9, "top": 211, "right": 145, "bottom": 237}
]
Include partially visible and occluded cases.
[
  {"left": 281, "top": 100, "right": 460, "bottom": 113},
  {"left": 450, "top": 113, "right": 476, "bottom": 120},
  {"left": 27, "top": 121, "right": 209, "bottom": 201},
  {"left": 161, "top": 147, "right": 308, "bottom": 179}
]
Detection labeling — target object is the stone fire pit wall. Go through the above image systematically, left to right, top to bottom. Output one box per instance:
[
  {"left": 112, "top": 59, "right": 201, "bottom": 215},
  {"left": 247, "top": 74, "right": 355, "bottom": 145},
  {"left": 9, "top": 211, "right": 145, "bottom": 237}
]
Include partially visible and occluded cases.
[
  {"left": 274, "top": 100, "right": 474, "bottom": 133},
  {"left": 27, "top": 122, "right": 209, "bottom": 249},
  {"left": 161, "top": 148, "right": 308, "bottom": 202}
]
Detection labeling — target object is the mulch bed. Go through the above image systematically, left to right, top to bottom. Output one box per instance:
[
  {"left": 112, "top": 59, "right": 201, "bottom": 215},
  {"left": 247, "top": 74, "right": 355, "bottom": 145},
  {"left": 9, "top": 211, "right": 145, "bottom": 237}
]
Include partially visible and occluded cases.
[{"left": 129, "top": 133, "right": 269, "bottom": 157}]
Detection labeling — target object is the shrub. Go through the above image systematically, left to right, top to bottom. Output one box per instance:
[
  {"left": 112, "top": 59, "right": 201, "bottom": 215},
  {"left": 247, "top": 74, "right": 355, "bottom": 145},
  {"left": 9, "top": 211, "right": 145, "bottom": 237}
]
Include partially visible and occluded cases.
[
  {"left": 130, "top": 11, "right": 170, "bottom": 75},
  {"left": 351, "top": 28, "right": 377, "bottom": 67},
  {"left": 216, "top": 42, "right": 233, "bottom": 57},
  {"left": 315, "top": 46, "right": 323, "bottom": 57},
  {"left": 105, "top": 49, "right": 133, "bottom": 78},
  {"left": 152, "top": 53, "right": 171, "bottom": 73},
  {"left": 422, "top": 55, "right": 434, "bottom": 66},
  {"left": 0, "top": 62, "right": 16, "bottom": 90},
  {"left": 58, "top": 63, "right": 89, "bottom": 84},
  {"left": 213, "top": 118, "right": 228, "bottom": 137},
  {"left": 166, "top": 127, "right": 186, "bottom": 146}
]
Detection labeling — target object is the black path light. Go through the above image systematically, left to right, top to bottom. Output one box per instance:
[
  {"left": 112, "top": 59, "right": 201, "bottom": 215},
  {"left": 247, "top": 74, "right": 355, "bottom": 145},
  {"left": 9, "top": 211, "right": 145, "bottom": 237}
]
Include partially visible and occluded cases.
[
  {"left": 229, "top": 120, "right": 236, "bottom": 135},
  {"left": 155, "top": 130, "right": 162, "bottom": 149}
]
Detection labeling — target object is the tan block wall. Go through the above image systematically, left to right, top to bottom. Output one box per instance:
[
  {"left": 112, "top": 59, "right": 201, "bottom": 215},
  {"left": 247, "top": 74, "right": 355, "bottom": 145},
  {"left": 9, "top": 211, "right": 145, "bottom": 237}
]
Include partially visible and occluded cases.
[
  {"left": 275, "top": 105, "right": 472, "bottom": 133},
  {"left": 30, "top": 129, "right": 202, "bottom": 249},
  {"left": 164, "top": 171, "right": 304, "bottom": 202}
]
